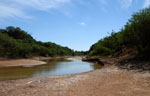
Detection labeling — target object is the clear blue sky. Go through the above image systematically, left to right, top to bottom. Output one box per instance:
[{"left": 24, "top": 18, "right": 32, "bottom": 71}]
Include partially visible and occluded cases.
[{"left": 0, "top": 0, "right": 150, "bottom": 51}]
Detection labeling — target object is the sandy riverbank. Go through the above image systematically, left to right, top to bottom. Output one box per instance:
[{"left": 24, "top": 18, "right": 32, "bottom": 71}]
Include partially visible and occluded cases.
[
  {"left": 0, "top": 56, "right": 82, "bottom": 67},
  {"left": 66, "top": 56, "right": 83, "bottom": 60},
  {"left": 0, "top": 59, "right": 47, "bottom": 67},
  {"left": 0, "top": 64, "right": 150, "bottom": 96}
]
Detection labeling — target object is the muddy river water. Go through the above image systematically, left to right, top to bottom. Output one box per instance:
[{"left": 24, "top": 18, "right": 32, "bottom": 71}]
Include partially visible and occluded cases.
[{"left": 0, "top": 58, "right": 101, "bottom": 81}]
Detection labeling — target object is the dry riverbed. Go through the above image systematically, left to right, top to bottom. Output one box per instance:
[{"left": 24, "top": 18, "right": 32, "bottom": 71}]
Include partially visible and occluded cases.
[{"left": 0, "top": 64, "right": 150, "bottom": 96}]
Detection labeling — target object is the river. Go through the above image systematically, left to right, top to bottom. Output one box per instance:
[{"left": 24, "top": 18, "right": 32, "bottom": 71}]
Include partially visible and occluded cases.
[{"left": 0, "top": 58, "right": 101, "bottom": 81}]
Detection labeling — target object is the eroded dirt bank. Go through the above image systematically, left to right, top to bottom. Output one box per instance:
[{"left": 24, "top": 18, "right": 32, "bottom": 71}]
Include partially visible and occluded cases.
[{"left": 0, "top": 64, "right": 150, "bottom": 96}]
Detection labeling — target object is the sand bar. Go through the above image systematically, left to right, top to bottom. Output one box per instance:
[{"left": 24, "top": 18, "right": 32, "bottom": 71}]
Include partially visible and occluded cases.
[{"left": 0, "top": 59, "right": 46, "bottom": 67}]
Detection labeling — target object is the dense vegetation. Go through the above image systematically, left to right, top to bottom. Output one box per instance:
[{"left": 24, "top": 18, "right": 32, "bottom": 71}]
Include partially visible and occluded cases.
[
  {"left": 89, "top": 8, "right": 150, "bottom": 58},
  {"left": 0, "top": 26, "right": 74, "bottom": 58},
  {"left": 73, "top": 51, "right": 88, "bottom": 56}
]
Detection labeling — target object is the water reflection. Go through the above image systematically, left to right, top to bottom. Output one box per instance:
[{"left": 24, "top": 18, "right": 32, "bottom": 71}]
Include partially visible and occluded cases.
[{"left": 0, "top": 59, "right": 102, "bottom": 81}]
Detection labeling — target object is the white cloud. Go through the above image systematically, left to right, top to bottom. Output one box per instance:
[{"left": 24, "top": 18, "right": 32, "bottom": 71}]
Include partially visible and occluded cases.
[
  {"left": 0, "top": 0, "right": 71, "bottom": 21},
  {"left": 14, "top": 0, "right": 71, "bottom": 10},
  {"left": 119, "top": 0, "right": 133, "bottom": 8},
  {"left": 143, "top": 0, "right": 150, "bottom": 8},
  {"left": 0, "top": 3, "right": 30, "bottom": 20},
  {"left": 80, "top": 22, "right": 86, "bottom": 26}
]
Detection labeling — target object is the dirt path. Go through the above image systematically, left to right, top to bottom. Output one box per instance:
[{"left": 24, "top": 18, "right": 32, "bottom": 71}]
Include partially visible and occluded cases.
[{"left": 0, "top": 65, "right": 150, "bottom": 96}]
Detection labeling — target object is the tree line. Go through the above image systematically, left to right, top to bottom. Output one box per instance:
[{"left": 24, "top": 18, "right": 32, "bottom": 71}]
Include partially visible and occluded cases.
[
  {"left": 89, "top": 8, "right": 150, "bottom": 59},
  {"left": 0, "top": 26, "right": 75, "bottom": 58}
]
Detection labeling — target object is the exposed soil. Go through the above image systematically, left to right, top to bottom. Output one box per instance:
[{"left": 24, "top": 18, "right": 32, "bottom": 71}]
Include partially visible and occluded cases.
[{"left": 0, "top": 58, "right": 150, "bottom": 96}]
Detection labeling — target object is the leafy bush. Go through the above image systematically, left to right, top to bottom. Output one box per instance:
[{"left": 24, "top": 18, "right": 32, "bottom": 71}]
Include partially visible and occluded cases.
[{"left": 89, "top": 8, "right": 150, "bottom": 57}]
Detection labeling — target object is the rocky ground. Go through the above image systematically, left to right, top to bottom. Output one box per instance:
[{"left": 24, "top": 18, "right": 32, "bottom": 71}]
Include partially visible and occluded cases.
[
  {"left": 0, "top": 58, "right": 150, "bottom": 96},
  {"left": 117, "top": 58, "right": 150, "bottom": 72}
]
